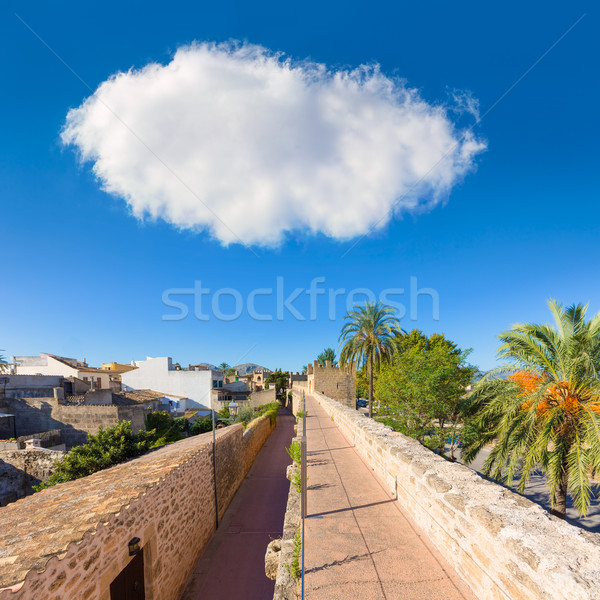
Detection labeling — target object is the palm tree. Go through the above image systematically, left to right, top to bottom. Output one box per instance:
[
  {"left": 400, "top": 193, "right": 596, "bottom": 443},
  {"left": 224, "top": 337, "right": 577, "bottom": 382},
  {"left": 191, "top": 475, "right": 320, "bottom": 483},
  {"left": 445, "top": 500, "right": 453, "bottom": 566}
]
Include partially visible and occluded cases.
[
  {"left": 462, "top": 300, "right": 600, "bottom": 519},
  {"left": 339, "top": 301, "right": 402, "bottom": 418},
  {"left": 317, "top": 347, "right": 337, "bottom": 366},
  {"left": 0, "top": 350, "right": 7, "bottom": 373},
  {"left": 217, "top": 362, "right": 235, "bottom": 383}
]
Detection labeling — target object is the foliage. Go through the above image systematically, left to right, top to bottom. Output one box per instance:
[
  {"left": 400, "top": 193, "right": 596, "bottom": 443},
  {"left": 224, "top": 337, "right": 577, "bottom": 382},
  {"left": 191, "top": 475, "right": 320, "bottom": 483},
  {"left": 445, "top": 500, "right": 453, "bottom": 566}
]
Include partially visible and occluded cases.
[
  {"left": 462, "top": 300, "right": 600, "bottom": 518},
  {"left": 339, "top": 301, "right": 403, "bottom": 418},
  {"left": 375, "top": 335, "right": 475, "bottom": 458},
  {"left": 317, "top": 347, "right": 337, "bottom": 366},
  {"left": 0, "top": 349, "right": 7, "bottom": 372},
  {"left": 217, "top": 362, "right": 236, "bottom": 378},
  {"left": 301, "top": 365, "right": 307, "bottom": 374},
  {"left": 355, "top": 366, "right": 373, "bottom": 399},
  {"left": 266, "top": 368, "right": 290, "bottom": 397},
  {"left": 234, "top": 402, "right": 279, "bottom": 427},
  {"left": 255, "top": 402, "right": 279, "bottom": 426},
  {"left": 218, "top": 406, "right": 230, "bottom": 419},
  {"left": 234, "top": 406, "right": 256, "bottom": 425},
  {"left": 145, "top": 411, "right": 187, "bottom": 448},
  {"left": 36, "top": 412, "right": 188, "bottom": 490},
  {"left": 190, "top": 416, "right": 213, "bottom": 435},
  {"left": 35, "top": 421, "right": 153, "bottom": 490},
  {"left": 286, "top": 441, "right": 301, "bottom": 465},
  {"left": 292, "top": 467, "right": 304, "bottom": 493},
  {"left": 286, "top": 524, "right": 302, "bottom": 581}
]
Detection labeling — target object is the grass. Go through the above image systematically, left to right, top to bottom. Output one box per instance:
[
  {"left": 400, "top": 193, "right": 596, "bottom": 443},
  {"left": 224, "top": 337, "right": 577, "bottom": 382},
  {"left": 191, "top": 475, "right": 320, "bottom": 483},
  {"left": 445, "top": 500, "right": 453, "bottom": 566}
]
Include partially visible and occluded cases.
[
  {"left": 286, "top": 441, "right": 301, "bottom": 465},
  {"left": 292, "top": 468, "right": 304, "bottom": 493},
  {"left": 286, "top": 524, "right": 302, "bottom": 581}
]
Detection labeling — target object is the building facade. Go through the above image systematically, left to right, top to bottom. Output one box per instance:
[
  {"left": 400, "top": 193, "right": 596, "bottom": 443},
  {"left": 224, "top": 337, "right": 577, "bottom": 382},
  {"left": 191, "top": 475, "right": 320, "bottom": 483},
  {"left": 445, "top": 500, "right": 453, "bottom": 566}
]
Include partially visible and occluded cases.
[
  {"left": 13, "top": 354, "right": 111, "bottom": 389},
  {"left": 121, "top": 357, "right": 224, "bottom": 410}
]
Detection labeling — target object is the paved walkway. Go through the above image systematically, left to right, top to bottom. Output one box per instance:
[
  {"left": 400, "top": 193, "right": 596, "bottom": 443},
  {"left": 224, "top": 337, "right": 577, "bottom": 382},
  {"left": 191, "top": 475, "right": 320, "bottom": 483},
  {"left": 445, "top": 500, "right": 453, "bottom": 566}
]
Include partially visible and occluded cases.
[
  {"left": 304, "top": 395, "right": 475, "bottom": 600},
  {"left": 181, "top": 409, "right": 295, "bottom": 600}
]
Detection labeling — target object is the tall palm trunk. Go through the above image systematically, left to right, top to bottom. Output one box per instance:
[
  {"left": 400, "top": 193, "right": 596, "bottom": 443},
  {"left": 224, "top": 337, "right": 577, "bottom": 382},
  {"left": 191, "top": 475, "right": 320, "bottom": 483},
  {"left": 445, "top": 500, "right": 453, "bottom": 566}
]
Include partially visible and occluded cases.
[
  {"left": 368, "top": 353, "right": 374, "bottom": 418},
  {"left": 551, "top": 468, "right": 568, "bottom": 519}
]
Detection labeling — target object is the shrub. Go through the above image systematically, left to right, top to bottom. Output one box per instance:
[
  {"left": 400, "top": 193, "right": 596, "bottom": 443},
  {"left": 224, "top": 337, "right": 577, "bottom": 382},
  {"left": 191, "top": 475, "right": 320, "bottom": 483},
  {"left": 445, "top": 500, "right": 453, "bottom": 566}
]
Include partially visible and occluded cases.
[
  {"left": 236, "top": 403, "right": 279, "bottom": 427},
  {"left": 235, "top": 406, "right": 256, "bottom": 425},
  {"left": 145, "top": 411, "right": 187, "bottom": 448},
  {"left": 36, "top": 412, "right": 187, "bottom": 491},
  {"left": 190, "top": 416, "right": 213, "bottom": 435},
  {"left": 35, "top": 421, "right": 151, "bottom": 490},
  {"left": 286, "top": 441, "right": 301, "bottom": 465},
  {"left": 292, "top": 468, "right": 303, "bottom": 493},
  {"left": 287, "top": 524, "right": 301, "bottom": 581}
]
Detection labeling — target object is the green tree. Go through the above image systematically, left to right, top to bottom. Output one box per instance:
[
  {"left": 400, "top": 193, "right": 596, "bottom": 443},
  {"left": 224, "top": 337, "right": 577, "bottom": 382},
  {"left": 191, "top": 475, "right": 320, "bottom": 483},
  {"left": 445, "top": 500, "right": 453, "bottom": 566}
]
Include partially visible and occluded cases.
[
  {"left": 462, "top": 300, "right": 600, "bottom": 518},
  {"left": 339, "top": 301, "right": 402, "bottom": 418},
  {"left": 396, "top": 329, "right": 462, "bottom": 356},
  {"left": 375, "top": 338, "right": 475, "bottom": 458},
  {"left": 317, "top": 348, "right": 337, "bottom": 366},
  {"left": 0, "top": 350, "right": 7, "bottom": 373},
  {"left": 218, "top": 362, "right": 236, "bottom": 382},
  {"left": 355, "top": 366, "right": 369, "bottom": 399},
  {"left": 266, "top": 368, "right": 289, "bottom": 400},
  {"left": 145, "top": 411, "right": 187, "bottom": 447},
  {"left": 36, "top": 413, "right": 188, "bottom": 490},
  {"left": 190, "top": 415, "right": 213, "bottom": 435},
  {"left": 35, "top": 421, "right": 153, "bottom": 490}
]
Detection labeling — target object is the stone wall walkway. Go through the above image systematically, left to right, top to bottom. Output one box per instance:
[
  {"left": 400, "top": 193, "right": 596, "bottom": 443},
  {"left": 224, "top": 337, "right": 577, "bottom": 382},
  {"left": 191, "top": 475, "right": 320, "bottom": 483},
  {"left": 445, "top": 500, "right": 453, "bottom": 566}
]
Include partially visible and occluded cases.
[
  {"left": 304, "top": 395, "right": 476, "bottom": 600},
  {"left": 181, "top": 409, "right": 295, "bottom": 600}
]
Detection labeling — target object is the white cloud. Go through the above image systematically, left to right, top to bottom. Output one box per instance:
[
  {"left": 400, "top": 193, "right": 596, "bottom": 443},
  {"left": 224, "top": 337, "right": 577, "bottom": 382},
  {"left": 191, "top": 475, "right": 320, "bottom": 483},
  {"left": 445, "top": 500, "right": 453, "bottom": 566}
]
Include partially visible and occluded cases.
[{"left": 62, "top": 42, "right": 486, "bottom": 246}]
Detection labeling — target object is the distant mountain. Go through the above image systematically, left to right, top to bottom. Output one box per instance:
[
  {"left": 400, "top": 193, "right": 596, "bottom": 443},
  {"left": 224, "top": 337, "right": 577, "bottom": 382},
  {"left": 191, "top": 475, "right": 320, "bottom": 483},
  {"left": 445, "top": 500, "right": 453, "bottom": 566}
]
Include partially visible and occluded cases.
[{"left": 234, "top": 363, "right": 272, "bottom": 375}]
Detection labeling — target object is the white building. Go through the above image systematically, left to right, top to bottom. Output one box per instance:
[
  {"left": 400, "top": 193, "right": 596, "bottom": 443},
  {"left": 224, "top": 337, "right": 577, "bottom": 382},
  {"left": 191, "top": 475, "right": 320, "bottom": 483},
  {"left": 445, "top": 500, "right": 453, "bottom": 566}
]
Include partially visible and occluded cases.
[
  {"left": 13, "top": 353, "right": 111, "bottom": 390},
  {"left": 121, "top": 357, "right": 224, "bottom": 411}
]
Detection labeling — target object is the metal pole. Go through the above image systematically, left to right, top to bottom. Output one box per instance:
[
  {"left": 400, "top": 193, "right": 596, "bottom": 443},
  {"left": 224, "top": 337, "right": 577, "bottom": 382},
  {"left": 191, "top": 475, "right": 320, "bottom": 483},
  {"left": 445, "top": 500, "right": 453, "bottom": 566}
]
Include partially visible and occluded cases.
[
  {"left": 301, "top": 390, "right": 307, "bottom": 599},
  {"left": 302, "top": 391, "right": 307, "bottom": 516},
  {"left": 212, "top": 408, "right": 219, "bottom": 529}
]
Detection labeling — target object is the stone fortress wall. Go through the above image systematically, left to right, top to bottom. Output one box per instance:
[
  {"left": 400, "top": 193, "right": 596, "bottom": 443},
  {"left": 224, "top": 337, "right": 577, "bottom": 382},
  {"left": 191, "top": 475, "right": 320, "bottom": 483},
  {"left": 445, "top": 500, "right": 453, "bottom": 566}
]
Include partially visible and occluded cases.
[
  {"left": 306, "top": 360, "right": 356, "bottom": 408},
  {"left": 295, "top": 386, "right": 600, "bottom": 600},
  {"left": 0, "top": 396, "right": 147, "bottom": 448},
  {"left": 0, "top": 414, "right": 276, "bottom": 600},
  {"left": 0, "top": 448, "right": 65, "bottom": 506}
]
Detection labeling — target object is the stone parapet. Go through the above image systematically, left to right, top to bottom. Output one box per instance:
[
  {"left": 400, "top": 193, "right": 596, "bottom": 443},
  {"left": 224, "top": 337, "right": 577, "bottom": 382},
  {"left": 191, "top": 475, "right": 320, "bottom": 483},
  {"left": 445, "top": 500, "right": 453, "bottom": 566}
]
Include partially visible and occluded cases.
[
  {"left": 309, "top": 390, "right": 600, "bottom": 600},
  {"left": 272, "top": 408, "right": 304, "bottom": 599},
  {"left": 0, "top": 414, "right": 276, "bottom": 600}
]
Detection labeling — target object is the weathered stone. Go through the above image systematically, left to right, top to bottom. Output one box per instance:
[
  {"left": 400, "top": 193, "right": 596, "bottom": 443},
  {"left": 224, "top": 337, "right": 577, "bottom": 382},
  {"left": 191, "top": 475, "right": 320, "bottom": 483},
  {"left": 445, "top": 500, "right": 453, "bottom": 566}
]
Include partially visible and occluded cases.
[
  {"left": 289, "top": 387, "right": 600, "bottom": 600},
  {"left": 0, "top": 415, "right": 277, "bottom": 600},
  {"left": 426, "top": 473, "right": 452, "bottom": 493},
  {"left": 444, "top": 492, "right": 467, "bottom": 514},
  {"left": 469, "top": 505, "right": 504, "bottom": 536},
  {"left": 265, "top": 538, "right": 282, "bottom": 580},
  {"left": 506, "top": 539, "right": 540, "bottom": 571}
]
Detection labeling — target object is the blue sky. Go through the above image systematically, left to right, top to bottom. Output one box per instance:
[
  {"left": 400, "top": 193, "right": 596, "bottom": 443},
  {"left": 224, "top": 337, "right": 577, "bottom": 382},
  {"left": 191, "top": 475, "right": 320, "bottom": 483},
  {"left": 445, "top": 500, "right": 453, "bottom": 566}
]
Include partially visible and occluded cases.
[{"left": 0, "top": 0, "right": 597, "bottom": 372}]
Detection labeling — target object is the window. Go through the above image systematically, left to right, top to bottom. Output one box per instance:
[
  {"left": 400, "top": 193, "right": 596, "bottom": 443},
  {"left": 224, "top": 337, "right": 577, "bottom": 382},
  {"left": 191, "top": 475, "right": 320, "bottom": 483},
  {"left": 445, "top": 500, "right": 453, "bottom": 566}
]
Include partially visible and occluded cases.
[
  {"left": 83, "top": 377, "right": 89, "bottom": 383},
  {"left": 96, "top": 378, "right": 102, "bottom": 389},
  {"left": 213, "top": 380, "right": 217, "bottom": 388},
  {"left": 219, "top": 380, "right": 223, "bottom": 388}
]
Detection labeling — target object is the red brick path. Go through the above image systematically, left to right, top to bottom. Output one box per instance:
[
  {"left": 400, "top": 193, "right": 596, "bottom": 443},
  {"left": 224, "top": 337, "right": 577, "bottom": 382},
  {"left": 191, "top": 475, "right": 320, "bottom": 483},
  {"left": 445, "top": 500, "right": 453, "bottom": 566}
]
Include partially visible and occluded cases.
[{"left": 181, "top": 409, "right": 296, "bottom": 600}]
